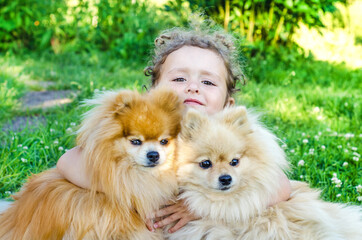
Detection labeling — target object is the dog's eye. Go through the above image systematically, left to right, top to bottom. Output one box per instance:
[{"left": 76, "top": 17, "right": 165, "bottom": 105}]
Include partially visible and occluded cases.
[
  {"left": 130, "top": 139, "right": 142, "bottom": 145},
  {"left": 160, "top": 139, "right": 169, "bottom": 145},
  {"left": 230, "top": 158, "right": 239, "bottom": 166},
  {"left": 199, "top": 160, "right": 212, "bottom": 169}
]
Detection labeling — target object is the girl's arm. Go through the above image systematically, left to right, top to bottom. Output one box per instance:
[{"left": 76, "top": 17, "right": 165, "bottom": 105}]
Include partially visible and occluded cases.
[
  {"left": 56, "top": 147, "right": 92, "bottom": 189},
  {"left": 150, "top": 172, "right": 292, "bottom": 233}
]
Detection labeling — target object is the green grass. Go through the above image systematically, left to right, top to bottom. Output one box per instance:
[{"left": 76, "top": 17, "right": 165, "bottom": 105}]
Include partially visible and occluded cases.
[{"left": 0, "top": 50, "right": 361, "bottom": 204}]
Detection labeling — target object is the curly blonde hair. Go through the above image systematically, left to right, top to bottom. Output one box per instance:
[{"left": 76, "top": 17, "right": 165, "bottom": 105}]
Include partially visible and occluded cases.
[{"left": 144, "top": 21, "right": 245, "bottom": 97}]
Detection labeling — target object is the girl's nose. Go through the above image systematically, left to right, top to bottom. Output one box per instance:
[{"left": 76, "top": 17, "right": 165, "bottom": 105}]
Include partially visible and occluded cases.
[{"left": 186, "top": 82, "right": 199, "bottom": 94}]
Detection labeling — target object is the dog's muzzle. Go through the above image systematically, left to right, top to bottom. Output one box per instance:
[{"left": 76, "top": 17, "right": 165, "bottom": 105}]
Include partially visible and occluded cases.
[
  {"left": 146, "top": 151, "right": 160, "bottom": 167},
  {"left": 219, "top": 174, "right": 232, "bottom": 190}
]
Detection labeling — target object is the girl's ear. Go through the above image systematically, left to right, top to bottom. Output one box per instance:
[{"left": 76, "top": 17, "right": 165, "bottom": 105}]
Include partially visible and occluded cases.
[
  {"left": 225, "top": 97, "right": 235, "bottom": 107},
  {"left": 180, "top": 109, "right": 207, "bottom": 141}
]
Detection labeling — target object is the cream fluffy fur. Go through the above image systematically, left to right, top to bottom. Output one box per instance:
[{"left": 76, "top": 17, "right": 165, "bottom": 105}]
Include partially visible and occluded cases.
[
  {"left": 0, "top": 88, "right": 183, "bottom": 240},
  {"left": 167, "top": 106, "right": 362, "bottom": 240}
]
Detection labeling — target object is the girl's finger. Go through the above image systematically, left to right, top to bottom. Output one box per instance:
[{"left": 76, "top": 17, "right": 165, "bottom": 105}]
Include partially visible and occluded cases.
[
  {"left": 154, "top": 204, "right": 180, "bottom": 218},
  {"left": 154, "top": 212, "right": 182, "bottom": 228},
  {"left": 145, "top": 218, "right": 154, "bottom": 232}
]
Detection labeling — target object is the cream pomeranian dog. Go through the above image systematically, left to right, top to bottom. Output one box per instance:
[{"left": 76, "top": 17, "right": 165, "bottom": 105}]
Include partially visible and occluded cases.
[
  {"left": 0, "top": 88, "right": 183, "bottom": 240},
  {"left": 167, "top": 106, "right": 362, "bottom": 240}
]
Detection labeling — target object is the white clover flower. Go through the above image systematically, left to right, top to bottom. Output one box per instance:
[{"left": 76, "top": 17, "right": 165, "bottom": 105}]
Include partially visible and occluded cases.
[
  {"left": 291, "top": 71, "right": 296, "bottom": 76},
  {"left": 313, "top": 107, "right": 320, "bottom": 113},
  {"left": 317, "top": 115, "right": 323, "bottom": 120},
  {"left": 70, "top": 122, "right": 76, "bottom": 126},
  {"left": 66, "top": 128, "right": 72, "bottom": 133},
  {"left": 326, "top": 128, "right": 331, "bottom": 132},
  {"left": 50, "top": 129, "right": 55, "bottom": 133},
  {"left": 318, "top": 132, "right": 322, "bottom": 136},
  {"left": 302, "top": 133, "right": 306, "bottom": 136},
  {"left": 345, "top": 133, "right": 354, "bottom": 139},
  {"left": 359, "top": 134, "right": 362, "bottom": 138},
  {"left": 314, "top": 135, "right": 319, "bottom": 140},
  {"left": 11, "top": 136, "right": 14, "bottom": 140},
  {"left": 302, "top": 139, "right": 308, "bottom": 144},
  {"left": 40, "top": 140, "right": 44, "bottom": 144},
  {"left": 53, "top": 140, "right": 59, "bottom": 145},
  {"left": 17, "top": 144, "right": 22, "bottom": 148},
  {"left": 282, "top": 144, "right": 287, "bottom": 149},
  {"left": 321, "top": 145, "right": 326, "bottom": 150},
  {"left": 337, "top": 145, "right": 342, "bottom": 149},
  {"left": 23, "top": 146, "right": 28, "bottom": 150},
  {"left": 44, "top": 146, "right": 49, "bottom": 149},
  {"left": 58, "top": 146, "right": 64, "bottom": 151},
  {"left": 351, "top": 147, "right": 357, "bottom": 151},
  {"left": 290, "top": 149, "right": 295, "bottom": 153},
  {"left": 344, "top": 149, "right": 348, "bottom": 153},
  {"left": 353, "top": 152, "right": 361, "bottom": 157},
  {"left": 353, "top": 156, "right": 359, "bottom": 162},
  {"left": 21, "top": 158, "right": 27, "bottom": 163},
  {"left": 298, "top": 160, "right": 305, "bottom": 166},
  {"left": 342, "top": 162, "right": 348, "bottom": 167},
  {"left": 300, "top": 175, "right": 304, "bottom": 179},
  {"left": 331, "top": 175, "right": 342, "bottom": 188},
  {"left": 356, "top": 185, "right": 362, "bottom": 192},
  {"left": 5, "top": 191, "right": 11, "bottom": 195},
  {"left": 336, "top": 194, "right": 341, "bottom": 198},
  {"left": 358, "top": 196, "right": 362, "bottom": 201}
]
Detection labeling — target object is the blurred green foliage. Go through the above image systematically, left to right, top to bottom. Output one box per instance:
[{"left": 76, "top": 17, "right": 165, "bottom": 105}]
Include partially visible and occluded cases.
[
  {"left": 0, "top": 0, "right": 176, "bottom": 60},
  {"left": 0, "top": 0, "right": 348, "bottom": 57},
  {"left": 167, "top": 0, "right": 347, "bottom": 46}
]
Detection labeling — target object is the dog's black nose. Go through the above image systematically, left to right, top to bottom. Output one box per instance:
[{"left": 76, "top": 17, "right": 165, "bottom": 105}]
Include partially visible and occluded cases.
[
  {"left": 147, "top": 151, "right": 159, "bottom": 163},
  {"left": 219, "top": 175, "right": 232, "bottom": 186}
]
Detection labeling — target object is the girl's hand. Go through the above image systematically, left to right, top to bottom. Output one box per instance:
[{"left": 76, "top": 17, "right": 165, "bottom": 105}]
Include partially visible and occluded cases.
[{"left": 147, "top": 199, "right": 199, "bottom": 233}]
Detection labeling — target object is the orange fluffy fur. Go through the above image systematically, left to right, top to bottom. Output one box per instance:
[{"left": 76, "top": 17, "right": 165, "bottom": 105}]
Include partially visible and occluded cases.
[
  {"left": 0, "top": 88, "right": 183, "bottom": 240},
  {"left": 167, "top": 107, "right": 362, "bottom": 240}
]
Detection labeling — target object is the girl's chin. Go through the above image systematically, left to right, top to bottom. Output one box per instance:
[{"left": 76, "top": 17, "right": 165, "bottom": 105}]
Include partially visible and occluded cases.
[{"left": 184, "top": 104, "right": 206, "bottom": 112}]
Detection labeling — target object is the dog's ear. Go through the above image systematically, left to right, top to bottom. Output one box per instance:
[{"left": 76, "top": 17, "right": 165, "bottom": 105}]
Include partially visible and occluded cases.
[
  {"left": 149, "top": 87, "right": 184, "bottom": 113},
  {"left": 112, "top": 90, "right": 139, "bottom": 115},
  {"left": 220, "top": 106, "right": 249, "bottom": 130},
  {"left": 180, "top": 108, "right": 207, "bottom": 140}
]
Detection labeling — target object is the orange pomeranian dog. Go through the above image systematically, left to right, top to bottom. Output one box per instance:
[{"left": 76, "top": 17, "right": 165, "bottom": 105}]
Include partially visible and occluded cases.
[{"left": 0, "top": 88, "right": 183, "bottom": 240}]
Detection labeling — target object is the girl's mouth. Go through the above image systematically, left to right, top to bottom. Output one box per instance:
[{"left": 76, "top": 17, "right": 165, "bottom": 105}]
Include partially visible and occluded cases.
[{"left": 184, "top": 98, "right": 204, "bottom": 106}]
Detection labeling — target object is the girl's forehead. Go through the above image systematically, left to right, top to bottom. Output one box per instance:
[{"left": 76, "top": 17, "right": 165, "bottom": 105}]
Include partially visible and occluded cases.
[{"left": 161, "top": 46, "right": 228, "bottom": 78}]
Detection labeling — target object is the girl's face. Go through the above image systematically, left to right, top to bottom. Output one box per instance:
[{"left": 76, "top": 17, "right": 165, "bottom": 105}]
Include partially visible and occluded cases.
[{"left": 156, "top": 46, "right": 234, "bottom": 115}]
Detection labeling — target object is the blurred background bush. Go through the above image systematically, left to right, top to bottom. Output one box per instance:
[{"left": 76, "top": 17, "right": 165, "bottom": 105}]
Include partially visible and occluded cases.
[{"left": 1, "top": 0, "right": 360, "bottom": 61}]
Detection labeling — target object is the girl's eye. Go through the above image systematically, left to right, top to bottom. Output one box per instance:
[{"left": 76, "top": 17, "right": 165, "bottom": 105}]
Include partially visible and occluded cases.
[
  {"left": 173, "top": 77, "right": 186, "bottom": 82},
  {"left": 201, "top": 80, "right": 215, "bottom": 86},
  {"left": 130, "top": 139, "right": 142, "bottom": 145},
  {"left": 160, "top": 139, "right": 169, "bottom": 145},
  {"left": 230, "top": 158, "right": 239, "bottom": 166},
  {"left": 199, "top": 160, "right": 212, "bottom": 169}
]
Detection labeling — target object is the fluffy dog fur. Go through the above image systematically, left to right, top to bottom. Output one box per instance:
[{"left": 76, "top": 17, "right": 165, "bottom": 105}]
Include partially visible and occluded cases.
[
  {"left": 0, "top": 88, "right": 183, "bottom": 240},
  {"left": 167, "top": 107, "right": 362, "bottom": 240}
]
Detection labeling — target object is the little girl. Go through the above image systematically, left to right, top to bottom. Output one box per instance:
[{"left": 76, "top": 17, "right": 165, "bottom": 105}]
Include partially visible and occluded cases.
[{"left": 57, "top": 22, "right": 291, "bottom": 234}]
